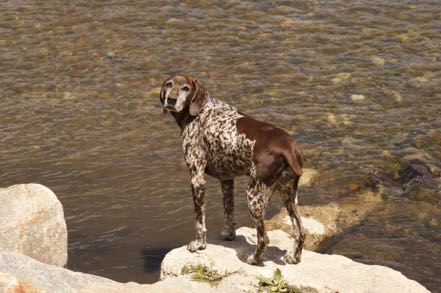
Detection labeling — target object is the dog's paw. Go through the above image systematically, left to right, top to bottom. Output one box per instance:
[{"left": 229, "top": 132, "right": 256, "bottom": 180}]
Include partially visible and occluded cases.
[
  {"left": 220, "top": 229, "right": 236, "bottom": 241},
  {"left": 187, "top": 240, "right": 207, "bottom": 252},
  {"left": 240, "top": 253, "right": 262, "bottom": 265},
  {"left": 283, "top": 253, "right": 301, "bottom": 264}
]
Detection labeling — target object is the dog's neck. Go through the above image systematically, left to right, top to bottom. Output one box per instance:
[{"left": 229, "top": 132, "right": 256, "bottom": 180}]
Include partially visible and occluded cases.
[
  {"left": 201, "top": 93, "right": 213, "bottom": 108},
  {"left": 171, "top": 94, "right": 213, "bottom": 131},
  {"left": 171, "top": 108, "right": 193, "bottom": 130}
]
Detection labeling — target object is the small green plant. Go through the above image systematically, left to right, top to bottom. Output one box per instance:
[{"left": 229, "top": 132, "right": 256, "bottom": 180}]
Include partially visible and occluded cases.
[
  {"left": 181, "top": 264, "right": 224, "bottom": 287},
  {"left": 258, "top": 268, "right": 300, "bottom": 293}
]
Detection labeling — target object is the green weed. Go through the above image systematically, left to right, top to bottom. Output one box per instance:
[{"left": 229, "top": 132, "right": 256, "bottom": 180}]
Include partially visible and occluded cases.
[
  {"left": 181, "top": 264, "right": 224, "bottom": 287},
  {"left": 257, "top": 268, "right": 300, "bottom": 293}
]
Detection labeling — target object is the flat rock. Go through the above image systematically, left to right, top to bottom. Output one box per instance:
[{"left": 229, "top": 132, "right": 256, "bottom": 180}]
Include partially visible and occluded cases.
[
  {"left": 0, "top": 184, "right": 67, "bottom": 267},
  {"left": 161, "top": 227, "right": 428, "bottom": 293},
  {"left": 0, "top": 251, "right": 217, "bottom": 293}
]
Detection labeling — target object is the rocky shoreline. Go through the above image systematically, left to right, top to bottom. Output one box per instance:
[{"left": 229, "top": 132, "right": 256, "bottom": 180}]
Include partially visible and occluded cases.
[{"left": 0, "top": 183, "right": 430, "bottom": 292}]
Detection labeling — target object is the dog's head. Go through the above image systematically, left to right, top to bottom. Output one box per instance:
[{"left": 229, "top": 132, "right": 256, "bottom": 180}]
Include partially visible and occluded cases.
[{"left": 160, "top": 74, "right": 207, "bottom": 116}]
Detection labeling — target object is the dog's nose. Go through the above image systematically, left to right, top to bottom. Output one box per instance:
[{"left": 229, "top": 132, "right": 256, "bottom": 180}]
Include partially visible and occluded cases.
[{"left": 166, "top": 98, "right": 177, "bottom": 106}]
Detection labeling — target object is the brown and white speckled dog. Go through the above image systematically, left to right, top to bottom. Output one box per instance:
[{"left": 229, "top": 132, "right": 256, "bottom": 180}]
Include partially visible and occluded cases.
[{"left": 160, "top": 74, "right": 305, "bottom": 265}]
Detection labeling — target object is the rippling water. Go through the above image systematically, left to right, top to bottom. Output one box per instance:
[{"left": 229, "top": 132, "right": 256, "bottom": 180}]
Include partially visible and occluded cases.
[{"left": 1, "top": 0, "right": 440, "bottom": 290}]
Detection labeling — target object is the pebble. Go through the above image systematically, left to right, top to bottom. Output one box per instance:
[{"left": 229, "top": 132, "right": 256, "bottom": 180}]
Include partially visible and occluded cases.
[
  {"left": 371, "top": 56, "right": 385, "bottom": 66},
  {"left": 332, "top": 72, "right": 351, "bottom": 84},
  {"left": 391, "top": 91, "right": 403, "bottom": 102},
  {"left": 63, "top": 92, "right": 75, "bottom": 100},
  {"left": 350, "top": 94, "right": 365, "bottom": 101},
  {"left": 327, "top": 113, "right": 337, "bottom": 125}
]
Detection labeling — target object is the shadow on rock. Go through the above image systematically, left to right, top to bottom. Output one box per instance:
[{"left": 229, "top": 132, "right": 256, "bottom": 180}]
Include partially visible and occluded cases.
[{"left": 212, "top": 234, "right": 288, "bottom": 266}]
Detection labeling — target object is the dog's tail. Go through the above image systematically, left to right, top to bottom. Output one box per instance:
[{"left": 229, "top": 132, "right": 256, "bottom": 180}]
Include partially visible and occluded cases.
[{"left": 281, "top": 143, "right": 303, "bottom": 177}]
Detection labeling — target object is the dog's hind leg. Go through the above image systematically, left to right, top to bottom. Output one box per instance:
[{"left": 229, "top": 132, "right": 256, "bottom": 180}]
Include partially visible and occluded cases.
[
  {"left": 242, "top": 175, "right": 272, "bottom": 265},
  {"left": 279, "top": 175, "right": 305, "bottom": 264},
  {"left": 220, "top": 179, "right": 236, "bottom": 241}
]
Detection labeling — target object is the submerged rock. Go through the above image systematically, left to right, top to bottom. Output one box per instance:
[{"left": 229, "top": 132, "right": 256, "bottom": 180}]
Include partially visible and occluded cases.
[
  {"left": 371, "top": 56, "right": 385, "bottom": 66},
  {"left": 331, "top": 72, "right": 351, "bottom": 84},
  {"left": 350, "top": 94, "right": 365, "bottom": 101},
  {"left": 372, "top": 150, "right": 440, "bottom": 204},
  {"left": 400, "top": 163, "right": 434, "bottom": 186},
  {"left": 298, "top": 168, "right": 319, "bottom": 187},
  {"left": 0, "top": 184, "right": 67, "bottom": 267},
  {"left": 266, "top": 189, "right": 383, "bottom": 250},
  {"left": 161, "top": 227, "right": 429, "bottom": 293}
]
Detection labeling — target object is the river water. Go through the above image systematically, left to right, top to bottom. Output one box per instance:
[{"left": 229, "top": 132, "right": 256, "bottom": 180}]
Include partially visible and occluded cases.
[{"left": 1, "top": 0, "right": 440, "bottom": 291}]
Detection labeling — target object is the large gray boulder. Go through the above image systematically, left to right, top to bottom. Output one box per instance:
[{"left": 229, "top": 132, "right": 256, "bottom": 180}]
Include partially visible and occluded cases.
[
  {"left": 0, "top": 184, "right": 67, "bottom": 267},
  {"left": 161, "top": 227, "right": 429, "bottom": 293},
  {"left": 0, "top": 251, "right": 217, "bottom": 293}
]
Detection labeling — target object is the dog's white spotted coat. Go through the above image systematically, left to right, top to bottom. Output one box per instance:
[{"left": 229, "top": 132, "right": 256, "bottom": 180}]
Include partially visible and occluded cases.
[{"left": 161, "top": 75, "right": 305, "bottom": 265}]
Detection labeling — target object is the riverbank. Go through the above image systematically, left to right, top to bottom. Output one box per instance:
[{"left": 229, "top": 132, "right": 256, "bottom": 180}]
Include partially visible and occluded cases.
[{"left": 0, "top": 183, "right": 429, "bottom": 292}]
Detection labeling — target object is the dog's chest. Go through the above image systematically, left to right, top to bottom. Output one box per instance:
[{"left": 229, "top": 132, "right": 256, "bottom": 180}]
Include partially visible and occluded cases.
[{"left": 183, "top": 102, "right": 255, "bottom": 179}]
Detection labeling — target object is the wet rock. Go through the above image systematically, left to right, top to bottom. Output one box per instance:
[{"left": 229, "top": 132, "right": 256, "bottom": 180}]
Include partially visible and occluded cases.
[
  {"left": 397, "top": 34, "right": 410, "bottom": 43},
  {"left": 371, "top": 56, "right": 385, "bottom": 66},
  {"left": 331, "top": 72, "right": 351, "bottom": 84},
  {"left": 391, "top": 90, "right": 403, "bottom": 102},
  {"left": 63, "top": 92, "right": 75, "bottom": 100},
  {"left": 350, "top": 94, "right": 365, "bottom": 101},
  {"left": 325, "top": 113, "right": 352, "bottom": 126},
  {"left": 326, "top": 113, "right": 337, "bottom": 125},
  {"left": 373, "top": 149, "right": 440, "bottom": 204},
  {"left": 401, "top": 154, "right": 441, "bottom": 178},
  {"left": 400, "top": 163, "right": 433, "bottom": 186},
  {"left": 299, "top": 168, "right": 319, "bottom": 188},
  {"left": 370, "top": 170, "right": 401, "bottom": 190},
  {"left": 0, "top": 184, "right": 67, "bottom": 267},
  {"left": 266, "top": 189, "right": 383, "bottom": 250},
  {"left": 161, "top": 227, "right": 429, "bottom": 293}
]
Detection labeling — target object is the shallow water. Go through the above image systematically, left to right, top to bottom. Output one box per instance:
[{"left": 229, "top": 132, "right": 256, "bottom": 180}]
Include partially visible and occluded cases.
[{"left": 1, "top": 0, "right": 440, "bottom": 290}]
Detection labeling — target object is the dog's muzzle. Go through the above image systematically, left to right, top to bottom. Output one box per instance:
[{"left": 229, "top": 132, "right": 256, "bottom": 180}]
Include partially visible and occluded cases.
[
  {"left": 163, "top": 98, "right": 177, "bottom": 112},
  {"left": 166, "top": 98, "right": 177, "bottom": 106},
  {"left": 163, "top": 105, "right": 176, "bottom": 111}
]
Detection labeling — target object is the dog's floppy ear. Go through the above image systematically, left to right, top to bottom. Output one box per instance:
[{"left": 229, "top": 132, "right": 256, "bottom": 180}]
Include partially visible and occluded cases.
[
  {"left": 189, "top": 78, "right": 206, "bottom": 116},
  {"left": 160, "top": 79, "right": 168, "bottom": 114},
  {"left": 159, "top": 80, "right": 167, "bottom": 105}
]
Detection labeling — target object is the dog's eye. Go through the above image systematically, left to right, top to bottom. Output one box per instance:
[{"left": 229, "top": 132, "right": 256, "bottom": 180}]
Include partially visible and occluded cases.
[
  {"left": 165, "top": 81, "right": 172, "bottom": 87},
  {"left": 181, "top": 85, "right": 190, "bottom": 91}
]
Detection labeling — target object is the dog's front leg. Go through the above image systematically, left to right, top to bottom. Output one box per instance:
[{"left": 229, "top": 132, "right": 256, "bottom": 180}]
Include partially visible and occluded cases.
[
  {"left": 187, "top": 171, "right": 207, "bottom": 252},
  {"left": 220, "top": 179, "right": 236, "bottom": 241}
]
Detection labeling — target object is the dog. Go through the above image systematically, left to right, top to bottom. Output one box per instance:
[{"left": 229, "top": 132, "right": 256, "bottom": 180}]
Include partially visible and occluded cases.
[{"left": 159, "top": 74, "right": 305, "bottom": 265}]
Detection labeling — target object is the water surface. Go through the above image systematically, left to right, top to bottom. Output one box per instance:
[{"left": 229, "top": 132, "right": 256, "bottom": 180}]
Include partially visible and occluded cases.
[{"left": 0, "top": 1, "right": 440, "bottom": 290}]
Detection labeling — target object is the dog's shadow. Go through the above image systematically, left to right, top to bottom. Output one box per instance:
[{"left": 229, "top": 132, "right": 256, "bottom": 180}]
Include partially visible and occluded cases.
[
  {"left": 140, "top": 232, "right": 289, "bottom": 278},
  {"left": 212, "top": 234, "right": 288, "bottom": 266}
]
